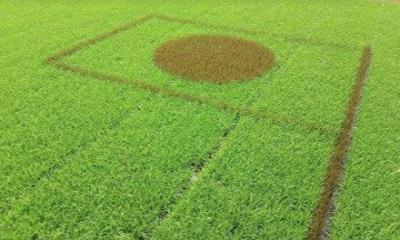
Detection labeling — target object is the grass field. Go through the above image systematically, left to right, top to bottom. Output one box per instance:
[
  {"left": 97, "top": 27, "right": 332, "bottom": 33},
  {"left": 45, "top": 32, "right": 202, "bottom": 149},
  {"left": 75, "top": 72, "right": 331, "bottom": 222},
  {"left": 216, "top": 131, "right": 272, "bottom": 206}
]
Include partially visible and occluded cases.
[{"left": 0, "top": 1, "right": 399, "bottom": 239}]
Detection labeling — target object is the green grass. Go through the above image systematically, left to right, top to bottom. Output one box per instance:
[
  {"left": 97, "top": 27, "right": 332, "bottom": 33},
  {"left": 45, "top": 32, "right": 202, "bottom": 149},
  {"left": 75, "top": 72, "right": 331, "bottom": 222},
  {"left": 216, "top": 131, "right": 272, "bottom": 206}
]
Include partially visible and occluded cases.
[
  {"left": 1, "top": 1, "right": 399, "bottom": 239},
  {"left": 2, "top": 98, "right": 235, "bottom": 239},
  {"left": 150, "top": 117, "right": 334, "bottom": 239}
]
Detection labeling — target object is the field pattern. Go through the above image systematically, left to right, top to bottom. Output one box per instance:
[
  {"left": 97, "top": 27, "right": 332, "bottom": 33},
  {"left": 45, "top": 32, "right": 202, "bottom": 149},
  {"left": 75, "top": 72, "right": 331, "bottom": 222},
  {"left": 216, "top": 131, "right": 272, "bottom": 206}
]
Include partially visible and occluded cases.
[{"left": 0, "top": 1, "right": 399, "bottom": 239}]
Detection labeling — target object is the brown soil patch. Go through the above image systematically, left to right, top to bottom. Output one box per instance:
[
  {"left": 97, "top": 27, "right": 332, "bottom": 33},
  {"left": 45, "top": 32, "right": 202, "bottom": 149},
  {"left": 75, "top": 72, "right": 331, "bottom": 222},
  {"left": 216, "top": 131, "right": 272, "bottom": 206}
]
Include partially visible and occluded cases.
[{"left": 153, "top": 35, "right": 275, "bottom": 84}]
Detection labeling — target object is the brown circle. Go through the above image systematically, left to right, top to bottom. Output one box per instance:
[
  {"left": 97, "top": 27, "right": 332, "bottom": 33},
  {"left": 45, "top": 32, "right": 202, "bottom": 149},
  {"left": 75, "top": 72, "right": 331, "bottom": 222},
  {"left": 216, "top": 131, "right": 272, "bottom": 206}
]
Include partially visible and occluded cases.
[{"left": 153, "top": 35, "right": 275, "bottom": 84}]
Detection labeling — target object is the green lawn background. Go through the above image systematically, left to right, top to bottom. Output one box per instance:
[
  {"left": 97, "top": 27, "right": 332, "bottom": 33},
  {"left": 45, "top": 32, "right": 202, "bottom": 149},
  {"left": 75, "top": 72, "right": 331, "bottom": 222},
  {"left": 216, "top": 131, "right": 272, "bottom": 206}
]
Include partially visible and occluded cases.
[{"left": 0, "top": 1, "right": 399, "bottom": 239}]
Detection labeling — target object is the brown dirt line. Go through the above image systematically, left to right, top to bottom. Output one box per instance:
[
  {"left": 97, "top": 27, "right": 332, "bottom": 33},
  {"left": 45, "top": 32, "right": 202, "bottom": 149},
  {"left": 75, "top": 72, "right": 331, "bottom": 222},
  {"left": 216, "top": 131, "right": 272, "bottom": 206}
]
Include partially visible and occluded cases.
[
  {"left": 44, "top": 13, "right": 361, "bottom": 66},
  {"left": 153, "top": 14, "right": 361, "bottom": 51},
  {"left": 44, "top": 15, "right": 153, "bottom": 63},
  {"left": 307, "top": 46, "right": 372, "bottom": 240},
  {"left": 46, "top": 61, "right": 337, "bottom": 136},
  {"left": 139, "top": 112, "right": 242, "bottom": 240}
]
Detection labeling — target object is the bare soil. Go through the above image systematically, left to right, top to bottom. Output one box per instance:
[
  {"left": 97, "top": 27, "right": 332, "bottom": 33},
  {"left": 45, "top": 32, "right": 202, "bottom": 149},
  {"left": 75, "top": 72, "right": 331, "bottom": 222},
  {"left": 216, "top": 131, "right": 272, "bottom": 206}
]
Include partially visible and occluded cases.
[{"left": 153, "top": 35, "right": 275, "bottom": 84}]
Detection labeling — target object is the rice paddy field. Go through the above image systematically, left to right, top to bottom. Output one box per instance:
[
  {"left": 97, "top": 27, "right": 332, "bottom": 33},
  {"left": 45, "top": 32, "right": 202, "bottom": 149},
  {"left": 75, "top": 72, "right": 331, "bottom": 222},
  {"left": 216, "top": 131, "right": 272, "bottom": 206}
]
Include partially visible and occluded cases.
[{"left": 0, "top": 1, "right": 399, "bottom": 239}]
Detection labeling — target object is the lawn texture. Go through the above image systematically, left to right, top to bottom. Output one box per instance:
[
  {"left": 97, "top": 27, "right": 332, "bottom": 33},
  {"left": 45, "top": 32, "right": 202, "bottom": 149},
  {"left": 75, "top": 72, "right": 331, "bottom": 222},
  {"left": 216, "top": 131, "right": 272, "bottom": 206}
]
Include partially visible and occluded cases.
[{"left": 0, "top": 1, "right": 399, "bottom": 239}]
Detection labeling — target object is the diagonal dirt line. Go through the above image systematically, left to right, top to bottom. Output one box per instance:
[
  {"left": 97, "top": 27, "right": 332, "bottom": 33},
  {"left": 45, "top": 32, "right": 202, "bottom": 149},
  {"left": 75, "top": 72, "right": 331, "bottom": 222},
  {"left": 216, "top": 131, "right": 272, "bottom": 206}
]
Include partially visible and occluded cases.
[
  {"left": 44, "top": 15, "right": 154, "bottom": 63},
  {"left": 307, "top": 46, "right": 372, "bottom": 240},
  {"left": 46, "top": 61, "right": 337, "bottom": 136},
  {"left": 138, "top": 112, "right": 241, "bottom": 240}
]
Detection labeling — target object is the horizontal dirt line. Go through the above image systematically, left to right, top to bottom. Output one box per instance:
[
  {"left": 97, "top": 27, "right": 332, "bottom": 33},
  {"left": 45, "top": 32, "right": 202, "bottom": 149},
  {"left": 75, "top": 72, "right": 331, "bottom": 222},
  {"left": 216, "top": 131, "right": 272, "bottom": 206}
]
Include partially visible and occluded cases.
[
  {"left": 153, "top": 14, "right": 362, "bottom": 51},
  {"left": 307, "top": 46, "right": 372, "bottom": 240},
  {"left": 47, "top": 61, "right": 337, "bottom": 136}
]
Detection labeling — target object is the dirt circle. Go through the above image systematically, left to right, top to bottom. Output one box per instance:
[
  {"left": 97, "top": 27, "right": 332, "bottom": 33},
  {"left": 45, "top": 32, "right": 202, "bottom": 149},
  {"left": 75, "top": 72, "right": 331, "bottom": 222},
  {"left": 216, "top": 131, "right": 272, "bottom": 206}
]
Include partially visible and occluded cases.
[{"left": 153, "top": 35, "right": 275, "bottom": 84}]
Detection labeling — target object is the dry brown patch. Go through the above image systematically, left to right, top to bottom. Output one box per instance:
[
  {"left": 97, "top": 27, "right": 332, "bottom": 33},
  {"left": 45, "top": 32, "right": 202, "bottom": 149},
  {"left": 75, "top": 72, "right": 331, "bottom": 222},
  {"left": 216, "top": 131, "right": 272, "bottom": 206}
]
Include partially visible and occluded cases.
[{"left": 153, "top": 35, "right": 275, "bottom": 83}]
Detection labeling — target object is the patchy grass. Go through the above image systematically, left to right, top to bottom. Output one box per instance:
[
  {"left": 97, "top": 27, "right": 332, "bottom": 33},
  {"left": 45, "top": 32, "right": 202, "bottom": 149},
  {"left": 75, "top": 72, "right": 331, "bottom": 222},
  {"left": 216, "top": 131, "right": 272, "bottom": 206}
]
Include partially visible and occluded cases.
[{"left": 0, "top": 1, "right": 399, "bottom": 239}]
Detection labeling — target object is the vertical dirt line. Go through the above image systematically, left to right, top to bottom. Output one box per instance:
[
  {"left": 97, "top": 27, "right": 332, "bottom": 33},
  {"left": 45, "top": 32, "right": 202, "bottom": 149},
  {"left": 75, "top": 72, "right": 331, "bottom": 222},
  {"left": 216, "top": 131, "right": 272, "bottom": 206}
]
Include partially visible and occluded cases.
[{"left": 307, "top": 46, "right": 372, "bottom": 240}]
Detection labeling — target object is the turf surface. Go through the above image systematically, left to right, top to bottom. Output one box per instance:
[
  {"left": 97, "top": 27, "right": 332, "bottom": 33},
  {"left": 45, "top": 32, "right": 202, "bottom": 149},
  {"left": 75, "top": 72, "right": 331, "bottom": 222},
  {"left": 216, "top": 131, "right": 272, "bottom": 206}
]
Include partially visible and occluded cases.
[{"left": 1, "top": 1, "right": 399, "bottom": 239}]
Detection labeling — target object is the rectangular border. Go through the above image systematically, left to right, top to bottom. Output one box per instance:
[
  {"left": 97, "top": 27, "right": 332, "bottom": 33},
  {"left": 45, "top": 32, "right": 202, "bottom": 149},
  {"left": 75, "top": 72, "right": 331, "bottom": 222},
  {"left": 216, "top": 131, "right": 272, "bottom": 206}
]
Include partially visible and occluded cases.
[
  {"left": 43, "top": 14, "right": 372, "bottom": 239},
  {"left": 44, "top": 14, "right": 358, "bottom": 136}
]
